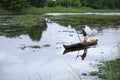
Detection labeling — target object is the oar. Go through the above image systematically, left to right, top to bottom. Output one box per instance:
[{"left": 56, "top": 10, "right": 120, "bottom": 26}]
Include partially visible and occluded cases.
[
  {"left": 75, "top": 29, "right": 81, "bottom": 43},
  {"left": 75, "top": 50, "right": 80, "bottom": 62}
]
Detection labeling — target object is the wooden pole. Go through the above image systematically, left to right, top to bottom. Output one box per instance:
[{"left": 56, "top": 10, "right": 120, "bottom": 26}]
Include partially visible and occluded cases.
[{"left": 75, "top": 30, "right": 81, "bottom": 43}]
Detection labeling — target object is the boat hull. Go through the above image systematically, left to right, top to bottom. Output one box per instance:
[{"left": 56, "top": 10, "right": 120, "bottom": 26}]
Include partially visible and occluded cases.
[{"left": 63, "top": 39, "right": 98, "bottom": 49}]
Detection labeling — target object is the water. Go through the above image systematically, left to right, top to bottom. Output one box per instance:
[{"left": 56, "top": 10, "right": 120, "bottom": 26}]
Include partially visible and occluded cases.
[
  {"left": 45, "top": 12, "right": 120, "bottom": 16},
  {"left": 0, "top": 14, "right": 120, "bottom": 80}
]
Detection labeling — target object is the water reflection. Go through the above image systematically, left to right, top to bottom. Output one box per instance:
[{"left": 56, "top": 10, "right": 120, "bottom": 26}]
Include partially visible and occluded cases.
[
  {"left": 0, "top": 15, "right": 120, "bottom": 80},
  {"left": 0, "top": 22, "right": 47, "bottom": 41},
  {"left": 28, "top": 24, "right": 47, "bottom": 41},
  {"left": 63, "top": 45, "right": 97, "bottom": 61},
  {"left": 80, "top": 48, "right": 88, "bottom": 60}
]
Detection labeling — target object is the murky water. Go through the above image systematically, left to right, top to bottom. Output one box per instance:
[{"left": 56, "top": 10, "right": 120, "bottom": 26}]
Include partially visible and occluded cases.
[{"left": 0, "top": 14, "right": 120, "bottom": 80}]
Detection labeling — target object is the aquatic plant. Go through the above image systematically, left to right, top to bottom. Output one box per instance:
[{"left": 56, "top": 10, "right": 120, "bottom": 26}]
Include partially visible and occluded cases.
[
  {"left": 48, "top": 15, "right": 120, "bottom": 28},
  {"left": 98, "top": 43, "right": 120, "bottom": 80}
]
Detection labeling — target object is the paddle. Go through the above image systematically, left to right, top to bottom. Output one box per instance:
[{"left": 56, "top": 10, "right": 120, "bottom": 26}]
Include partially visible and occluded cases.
[
  {"left": 75, "top": 29, "right": 81, "bottom": 43},
  {"left": 75, "top": 50, "right": 80, "bottom": 62}
]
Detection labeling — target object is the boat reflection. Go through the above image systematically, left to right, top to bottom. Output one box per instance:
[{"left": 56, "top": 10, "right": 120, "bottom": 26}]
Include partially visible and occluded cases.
[
  {"left": 63, "top": 46, "right": 96, "bottom": 61},
  {"left": 75, "top": 48, "right": 87, "bottom": 61}
]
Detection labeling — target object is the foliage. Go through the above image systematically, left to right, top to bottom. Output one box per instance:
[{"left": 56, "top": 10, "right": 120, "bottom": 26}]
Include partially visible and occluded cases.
[
  {"left": 0, "top": 0, "right": 29, "bottom": 11},
  {"left": 0, "top": 0, "right": 120, "bottom": 12},
  {"left": 28, "top": 0, "right": 47, "bottom": 7},
  {"left": 46, "top": 0, "right": 57, "bottom": 7},
  {"left": 55, "top": 0, "right": 81, "bottom": 7},
  {"left": 80, "top": 0, "right": 120, "bottom": 9},
  {"left": 0, "top": 7, "right": 13, "bottom": 14}
]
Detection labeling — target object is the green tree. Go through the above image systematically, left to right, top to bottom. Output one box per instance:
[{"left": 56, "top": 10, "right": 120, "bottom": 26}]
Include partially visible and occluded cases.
[
  {"left": 1, "top": 0, "right": 29, "bottom": 11},
  {"left": 28, "top": 0, "right": 47, "bottom": 7},
  {"left": 46, "top": 0, "right": 57, "bottom": 7},
  {"left": 56, "top": 0, "right": 81, "bottom": 7},
  {"left": 71, "top": 0, "right": 81, "bottom": 7},
  {"left": 80, "top": 0, "right": 120, "bottom": 9}
]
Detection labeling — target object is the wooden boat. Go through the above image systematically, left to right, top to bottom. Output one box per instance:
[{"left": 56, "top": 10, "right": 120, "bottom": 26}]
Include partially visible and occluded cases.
[{"left": 63, "top": 39, "right": 98, "bottom": 50}]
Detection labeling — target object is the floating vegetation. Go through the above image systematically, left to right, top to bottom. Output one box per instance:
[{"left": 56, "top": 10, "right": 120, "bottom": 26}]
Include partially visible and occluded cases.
[
  {"left": 48, "top": 15, "right": 120, "bottom": 28},
  {"left": 19, "top": 44, "right": 50, "bottom": 50},
  {"left": 43, "top": 44, "right": 50, "bottom": 47},
  {"left": 20, "top": 45, "right": 41, "bottom": 50},
  {"left": 31, "top": 45, "right": 41, "bottom": 48}
]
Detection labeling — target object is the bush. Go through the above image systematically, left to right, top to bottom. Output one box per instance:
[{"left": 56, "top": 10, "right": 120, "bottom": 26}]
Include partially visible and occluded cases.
[
  {"left": 1, "top": 0, "right": 29, "bottom": 11},
  {"left": 55, "top": 0, "right": 81, "bottom": 7}
]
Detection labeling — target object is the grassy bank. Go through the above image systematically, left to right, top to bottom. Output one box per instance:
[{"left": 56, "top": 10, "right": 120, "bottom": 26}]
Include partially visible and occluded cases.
[
  {"left": 0, "top": 6, "right": 120, "bottom": 14},
  {"left": 98, "top": 44, "right": 120, "bottom": 80},
  {"left": 98, "top": 59, "right": 120, "bottom": 80}
]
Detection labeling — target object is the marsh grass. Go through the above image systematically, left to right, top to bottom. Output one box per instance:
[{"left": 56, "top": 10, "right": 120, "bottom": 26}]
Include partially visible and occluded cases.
[
  {"left": 12, "top": 15, "right": 42, "bottom": 26},
  {"left": 49, "top": 15, "right": 120, "bottom": 27},
  {"left": 98, "top": 43, "right": 120, "bottom": 80},
  {"left": 99, "top": 59, "right": 120, "bottom": 80},
  {"left": 27, "top": 64, "right": 82, "bottom": 80},
  {"left": 66, "top": 64, "right": 82, "bottom": 80}
]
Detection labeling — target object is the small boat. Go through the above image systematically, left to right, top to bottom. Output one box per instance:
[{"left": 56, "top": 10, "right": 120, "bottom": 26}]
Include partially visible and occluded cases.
[{"left": 63, "top": 39, "right": 98, "bottom": 50}]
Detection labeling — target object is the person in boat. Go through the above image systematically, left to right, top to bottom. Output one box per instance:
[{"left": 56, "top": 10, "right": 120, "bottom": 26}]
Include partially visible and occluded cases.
[{"left": 80, "top": 29, "right": 88, "bottom": 43}]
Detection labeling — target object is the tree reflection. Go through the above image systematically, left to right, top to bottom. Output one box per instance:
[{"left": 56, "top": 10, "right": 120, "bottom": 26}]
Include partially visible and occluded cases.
[
  {"left": 0, "top": 22, "right": 47, "bottom": 42},
  {"left": 28, "top": 24, "right": 47, "bottom": 42}
]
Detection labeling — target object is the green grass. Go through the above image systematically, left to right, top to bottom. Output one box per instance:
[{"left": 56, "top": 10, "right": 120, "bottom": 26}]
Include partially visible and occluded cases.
[
  {"left": 0, "top": 6, "right": 120, "bottom": 14},
  {"left": 22, "top": 6, "right": 120, "bottom": 14},
  {"left": 23, "top": 6, "right": 95, "bottom": 14},
  {"left": 0, "top": 7, "right": 13, "bottom": 14},
  {"left": 98, "top": 44, "right": 120, "bottom": 80},
  {"left": 98, "top": 59, "right": 120, "bottom": 80}
]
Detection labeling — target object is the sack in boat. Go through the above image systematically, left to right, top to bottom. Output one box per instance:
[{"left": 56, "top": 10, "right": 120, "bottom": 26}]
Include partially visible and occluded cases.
[{"left": 89, "top": 39, "right": 96, "bottom": 43}]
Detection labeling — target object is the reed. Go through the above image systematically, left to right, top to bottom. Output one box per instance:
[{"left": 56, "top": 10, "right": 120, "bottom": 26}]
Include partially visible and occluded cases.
[{"left": 98, "top": 43, "right": 120, "bottom": 80}]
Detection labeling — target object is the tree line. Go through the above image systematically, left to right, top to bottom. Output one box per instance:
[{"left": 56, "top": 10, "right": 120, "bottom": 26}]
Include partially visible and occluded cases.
[
  {"left": 0, "top": 0, "right": 120, "bottom": 11},
  {"left": 80, "top": 0, "right": 120, "bottom": 9}
]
